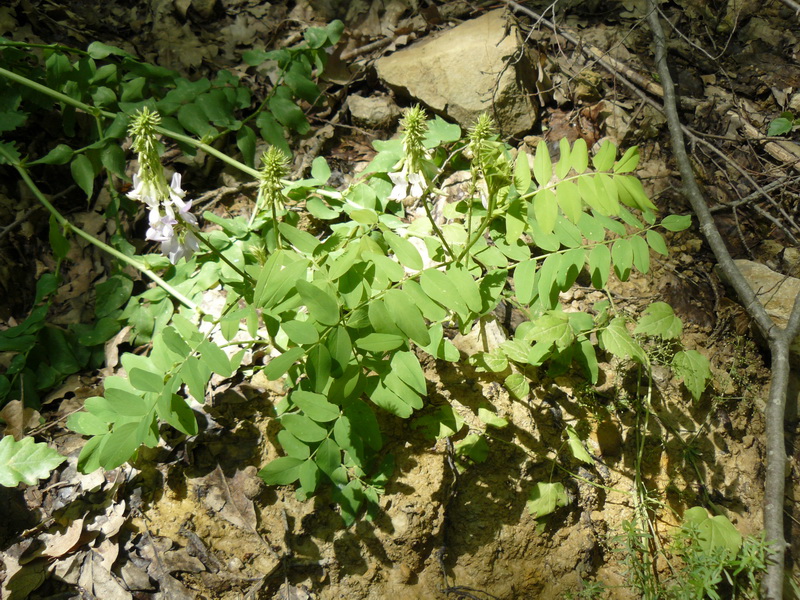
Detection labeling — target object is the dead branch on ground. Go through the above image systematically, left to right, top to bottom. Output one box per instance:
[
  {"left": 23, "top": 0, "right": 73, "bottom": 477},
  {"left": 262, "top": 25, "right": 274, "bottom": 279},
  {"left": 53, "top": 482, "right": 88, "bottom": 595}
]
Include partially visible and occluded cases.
[{"left": 646, "top": 4, "right": 800, "bottom": 599}]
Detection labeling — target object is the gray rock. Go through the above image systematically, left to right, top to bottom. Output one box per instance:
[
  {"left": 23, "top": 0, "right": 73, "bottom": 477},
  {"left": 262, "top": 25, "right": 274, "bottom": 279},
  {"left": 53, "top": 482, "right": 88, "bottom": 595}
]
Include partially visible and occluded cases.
[
  {"left": 375, "top": 9, "right": 539, "bottom": 136},
  {"left": 347, "top": 94, "right": 401, "bottom": 129},
  {"left": 733, "top": 259, "right": 800, "bottom": 359}
]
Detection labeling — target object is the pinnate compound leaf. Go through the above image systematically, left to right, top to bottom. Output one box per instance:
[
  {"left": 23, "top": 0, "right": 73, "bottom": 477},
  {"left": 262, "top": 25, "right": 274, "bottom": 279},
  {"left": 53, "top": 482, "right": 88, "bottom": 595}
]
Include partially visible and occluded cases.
[
  {"left": 634, "top": 302, "right": 683, "bottom": 339},
  {"left": 599, "top": 317, "right": 647, "bottom": 363},
  {"left": 672, "top": 350, "right": 710, "bottom": 401},
  {"left": 566, "top": 426, "right": 594, "bottom": 464},
  {"left": 0, "top": 436, "right": 65, "bottom": 486},
  {"left": 259, "top": 456, "right": 303, "bottom": 485},
  {"left": 526, "top": 481, "right": 568, "bottom": 518}
]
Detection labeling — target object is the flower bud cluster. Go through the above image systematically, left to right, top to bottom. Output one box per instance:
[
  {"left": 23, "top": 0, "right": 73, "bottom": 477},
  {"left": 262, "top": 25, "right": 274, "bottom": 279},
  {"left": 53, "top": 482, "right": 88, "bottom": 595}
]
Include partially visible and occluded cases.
[
  {"left": 388, "top": 105, "right": 429, "bottom": 201},
  {"left": 127, "top": 108, "right": 199, "bottom": 264}
]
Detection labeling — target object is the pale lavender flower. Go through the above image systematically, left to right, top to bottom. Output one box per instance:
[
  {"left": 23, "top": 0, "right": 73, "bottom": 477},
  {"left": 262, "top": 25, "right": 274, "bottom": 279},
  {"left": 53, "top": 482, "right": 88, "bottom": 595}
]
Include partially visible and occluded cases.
[
  {"left": 145, "top": 205, "right": 177, "bottom": 245},
  {"left": 164, "top": 230, "right": 200, "bottom": 264}
]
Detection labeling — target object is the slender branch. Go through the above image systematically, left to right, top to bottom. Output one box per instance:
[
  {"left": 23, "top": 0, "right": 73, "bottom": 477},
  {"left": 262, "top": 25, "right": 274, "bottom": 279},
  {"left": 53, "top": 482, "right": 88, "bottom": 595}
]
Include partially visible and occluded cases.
[
  {"left": 646, "top": 4, "right": 800, "bottom": 598},
  {"left": 4, "top": 151, "right": 201, "bottom": 313}
]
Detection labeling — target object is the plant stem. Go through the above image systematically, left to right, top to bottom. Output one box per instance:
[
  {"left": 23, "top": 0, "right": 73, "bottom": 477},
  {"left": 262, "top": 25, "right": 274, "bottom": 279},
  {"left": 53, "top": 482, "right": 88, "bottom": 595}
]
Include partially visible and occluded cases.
[
  {"left": 647, "top": 4, "right": 800, "bottom": 598},
  {"left": 0, "top": 66, "right": 260, "bottom": 179},
  {"left": 5, "top": 151, "right": 200, "bottom": 313},
  {"left": 192, "top": 229, "right": 253, "bottom": 284}
]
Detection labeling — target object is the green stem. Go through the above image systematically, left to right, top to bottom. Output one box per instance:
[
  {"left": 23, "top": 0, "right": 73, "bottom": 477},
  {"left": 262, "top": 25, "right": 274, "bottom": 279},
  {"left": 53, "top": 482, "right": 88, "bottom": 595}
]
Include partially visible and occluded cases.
[
  {"left": 0, "top": 66, "right": 260, "bottom": 179},
  {"left": 4, "top": 149, "right": 201, "bottom": 313},
  {"left": 457, "top": 189, "right": 495, "bottom": 263},
  {"left": 271, "top": 200, "right": 281, "bottom": 250},
  {"left": 192, "top": 229, "right": 253, "bottom": 284}
]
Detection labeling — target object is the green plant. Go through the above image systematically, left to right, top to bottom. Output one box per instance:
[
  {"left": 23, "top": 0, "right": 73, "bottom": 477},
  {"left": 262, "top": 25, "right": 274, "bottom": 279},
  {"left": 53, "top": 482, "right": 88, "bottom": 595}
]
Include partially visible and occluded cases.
[
  {"left": 0, "top": 25, "right": 341, "bottom": 411},
  {"left": 0, "top": 36, "right": 701, "bottom": 531},
  {"left": 767, "top": 111, "right": 799, "bottom": 137},
  {"left": 666, "top": 507, "right": 767, "bottom": 599}
]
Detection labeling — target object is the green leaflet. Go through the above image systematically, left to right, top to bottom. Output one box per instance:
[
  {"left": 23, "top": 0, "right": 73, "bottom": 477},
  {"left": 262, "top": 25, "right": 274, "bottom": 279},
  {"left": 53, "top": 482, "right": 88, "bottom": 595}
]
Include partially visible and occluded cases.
[
  {"left": 533, "top": 139, "right": 552, "bottom": 186},
  {"left": 514, "top": 150, "right": 532, "bottom": 194},
  {"left": 384, "top": 231, "right": 423, "bottom": 270},
  {"left": 611, "top": 238, "right": 633, "bottom": 281},
  {"left": 514, "top": 259, "right": 537, "bottom": 305},
  {"left": 420, "top": 268, "right": 466, "bottom": 315},
  {"left": 296, "top": 279, "right": 340, "bottom": 326},
  {"left": 383, "top": 289, "right": 431, "bottom": 346},
  {"left": 634, "top": 302, "right": 683, "bottom": 339},
  {"left": 530, "top": 311, "right": 573, "bottom": 351},
  {"left": 599, "top": 317, "right": 647, "bottom": 363},
  {"left": 672, "top": 350, "right": 710, "bottom": 401},
  {"left": 292, "top": 390, "right": 340, "bottom": 422},
  {"left": 280, "top": 413, "right": 329, "bottom": 442},
  {"left": 566, "top": 426, "right": 594, "bottom": 464},
  {"left": 278, "top": 429, "right": 310, "bottom": 459},
  {"left": 0, "top": 436, "right": 66, "bottom": 487},
  {"left": 259, "top": 456, "right": 304, "bottom": 486},
  {"left": 527, "top": 481, "right": 569, "bottom": 518}
]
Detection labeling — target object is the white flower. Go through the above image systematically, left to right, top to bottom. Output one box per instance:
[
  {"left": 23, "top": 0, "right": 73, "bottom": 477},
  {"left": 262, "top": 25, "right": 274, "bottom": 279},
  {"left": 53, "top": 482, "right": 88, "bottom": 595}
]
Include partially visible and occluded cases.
[
  {"left": 388, "top": 168, "right": 426, "bottom": 201},
  {"left": 128, "top": 173, "right": 160, "bottom": 209}
]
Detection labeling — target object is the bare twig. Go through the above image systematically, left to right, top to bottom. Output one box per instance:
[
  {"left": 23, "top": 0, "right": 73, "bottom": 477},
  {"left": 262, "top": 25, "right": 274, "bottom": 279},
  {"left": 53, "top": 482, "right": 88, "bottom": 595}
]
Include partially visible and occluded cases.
[
  {"left": 502, "top": 0, "right": 664, "bottom": 97},
  {"left": 503, "top": 0, "right": 799, "bottom": 245},
  {"left": 777, "top": 0, "right": 800, "bottom": 18},
  {"left": 647, "top": 4, "right": 800, "bottom": 598}
]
